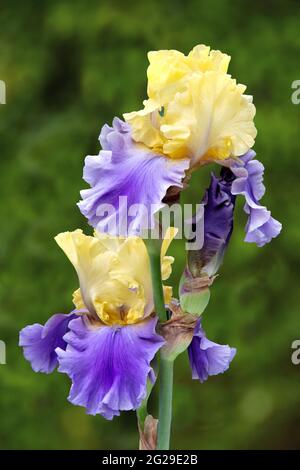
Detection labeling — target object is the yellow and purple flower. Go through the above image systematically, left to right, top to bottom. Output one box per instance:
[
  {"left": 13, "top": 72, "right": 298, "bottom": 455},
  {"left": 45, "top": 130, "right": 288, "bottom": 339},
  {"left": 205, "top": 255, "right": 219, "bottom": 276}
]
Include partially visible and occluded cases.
[
  {"left": 78, "top": 46, "right": 257, "bottom": 237},
  {"left": 19, "top": 228, "right": 176, "bottom": 418}
]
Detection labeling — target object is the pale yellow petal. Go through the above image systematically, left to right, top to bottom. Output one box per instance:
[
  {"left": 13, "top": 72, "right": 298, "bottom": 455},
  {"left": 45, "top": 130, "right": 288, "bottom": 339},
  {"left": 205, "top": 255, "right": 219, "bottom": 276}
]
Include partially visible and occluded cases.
[
  {"left": 125, "top": 45, "right": 255, "bottom": 166},
  {"left": 147, "top": 45, "right": 230, "bottom": 102},
  {"left": 188, "top": 45, "right": 230, "bottom": 74},
  {"left": 147, "top": 49, "right": 191, "bottom": 102},
  {"left": 160, "top": 72, "right": 256, "bottom": 164},
  {"left": 124, "top": 99, "right": 164, "bottom": 149},
  {"left": 161, "top": 227, "right": 178, "bottom": 257},
  {"left": 161, "top": 227, "right": 177, "bottom": 281},
  {"left": 55, "top": 229, "right": 176, "bottom": 325},
  {"left": 55, "top": 230, "right": 123, "bottom": 323},
  {"left": 94, "top": 230, "right": 125, "bottom": 252},
  {"left": 108, "top": 237, "right": 153, "bottom": 316},
  {"left": 161, "top": 255, "right": 175, "bottom": 281},
  {"left": 163, "top": 285, "right": 173, "bottom": 306},
  {"left": 72, "top": 288, "right": 86, "bottom": 310}
]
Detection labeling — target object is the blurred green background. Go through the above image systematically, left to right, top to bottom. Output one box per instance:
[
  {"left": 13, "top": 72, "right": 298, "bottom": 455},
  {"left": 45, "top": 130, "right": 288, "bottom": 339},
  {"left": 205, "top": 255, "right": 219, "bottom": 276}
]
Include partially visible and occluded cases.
[{"left": 0, "top": 0, "right": 299, "bottom": 450}]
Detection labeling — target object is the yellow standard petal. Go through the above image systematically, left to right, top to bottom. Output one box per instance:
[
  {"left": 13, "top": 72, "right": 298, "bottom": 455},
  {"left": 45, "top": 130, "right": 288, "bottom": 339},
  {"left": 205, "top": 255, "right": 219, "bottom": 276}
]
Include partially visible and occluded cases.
[
  {"left": 124, "top": 45, "right": 256, "bottom": 167},
  {"left": 147, "top": 45, "right": 231, "bottom": 103},
  {"left": 160, "top": 72, "right": 257, "bottom": 164},
  {"left": 55, "top": 229, "right": 175, "bottom": 326},
  {"left": 72, "top": 288, "right": 86, "bottom": 310}
]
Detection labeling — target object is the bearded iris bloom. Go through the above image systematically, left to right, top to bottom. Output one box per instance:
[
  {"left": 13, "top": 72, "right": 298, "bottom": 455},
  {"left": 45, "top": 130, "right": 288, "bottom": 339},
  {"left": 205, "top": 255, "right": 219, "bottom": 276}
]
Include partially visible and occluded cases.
[
  {"left": 79, "top": 45, "right": 257, "bottom": 237},
  {"left": 19, "top": 229, "right": 176, "bottom": 419}
]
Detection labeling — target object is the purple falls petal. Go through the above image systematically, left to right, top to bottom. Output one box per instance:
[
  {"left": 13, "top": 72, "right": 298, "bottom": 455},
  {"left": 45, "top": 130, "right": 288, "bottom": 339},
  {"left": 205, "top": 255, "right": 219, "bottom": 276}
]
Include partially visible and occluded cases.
[
  {"left": 78, "top": 117, "right": 189, "bottom": 236},
  {"left": 227, "top": 150, "right": 281, "bottom": 246},
  {"left": 231, "top": 150, "right": 266, "bottom": 201},
  {"left": 244, "top": 203, "right": 282, "bottom": 247},
  {"left": 19, "top": 312, "right": 77, "bottom": 374},
  {"left": 56, "top": 316, "right": 165, "bottom": 419},
  {"left": 188, "top": 321, "right": 236, "bottom": 383}
]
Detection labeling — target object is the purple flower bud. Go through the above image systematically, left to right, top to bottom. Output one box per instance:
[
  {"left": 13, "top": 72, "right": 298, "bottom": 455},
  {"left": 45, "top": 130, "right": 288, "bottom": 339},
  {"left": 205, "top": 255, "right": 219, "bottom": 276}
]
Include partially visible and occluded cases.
[{"left": 187, "top": 170, "right": 236, "bottom": 278}]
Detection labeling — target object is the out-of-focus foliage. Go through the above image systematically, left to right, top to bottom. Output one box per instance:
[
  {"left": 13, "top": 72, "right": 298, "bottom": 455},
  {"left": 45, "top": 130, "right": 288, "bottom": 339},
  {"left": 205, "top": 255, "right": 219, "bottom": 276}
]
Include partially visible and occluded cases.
[{"left": 0, "top": 0, "right": 299, "bottom": 450}]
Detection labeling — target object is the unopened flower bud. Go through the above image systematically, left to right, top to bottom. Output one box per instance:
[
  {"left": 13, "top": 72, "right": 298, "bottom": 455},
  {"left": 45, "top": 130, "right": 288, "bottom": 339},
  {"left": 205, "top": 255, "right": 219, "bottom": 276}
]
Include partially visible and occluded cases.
[
  {"left": 187, "top": 171, "right": 236, "bottom": 279},
  {"left": 179, "top": 267, "right": 215, "bottom": 316}
]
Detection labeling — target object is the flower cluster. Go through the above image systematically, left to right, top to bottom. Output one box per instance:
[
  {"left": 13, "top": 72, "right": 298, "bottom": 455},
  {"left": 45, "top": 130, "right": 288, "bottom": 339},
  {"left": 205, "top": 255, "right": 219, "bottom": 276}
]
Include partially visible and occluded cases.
[{"left": 20, "top": 45, "right": 281, "bottom": 435}]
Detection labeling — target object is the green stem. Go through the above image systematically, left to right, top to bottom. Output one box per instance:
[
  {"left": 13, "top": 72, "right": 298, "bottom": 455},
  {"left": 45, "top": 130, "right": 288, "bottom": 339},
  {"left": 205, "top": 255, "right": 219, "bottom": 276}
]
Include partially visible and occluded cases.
[
  {"left": 146, "top": 238, "right": 174, "bottom": 450},
  {"left": 146, "top": 239, "right": 167, "bottom": 322},
  {"left": 157, "top": 357, "right": 174, "bottom": 450},
  {"left": 136, "top": 378, "right": 154, "bottom": 428},
  {"left": 136, "top": 397, "right": 148, "bottom": 428}
]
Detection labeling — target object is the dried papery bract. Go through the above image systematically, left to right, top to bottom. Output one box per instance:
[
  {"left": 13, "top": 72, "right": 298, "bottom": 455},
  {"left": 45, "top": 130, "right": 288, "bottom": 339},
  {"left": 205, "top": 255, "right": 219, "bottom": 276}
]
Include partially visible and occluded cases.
[
  {"left": 159, "top": 301, "right": 197, "bottom": 361},
  {"left": 139, "top": 415, "right": 158, "bottom": 450}
]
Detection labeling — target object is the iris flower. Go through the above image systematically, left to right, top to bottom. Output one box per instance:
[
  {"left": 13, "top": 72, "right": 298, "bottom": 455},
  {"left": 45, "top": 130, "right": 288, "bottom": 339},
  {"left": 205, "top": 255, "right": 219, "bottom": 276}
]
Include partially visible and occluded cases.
[
  {"left": 78, "top": 45, "right": 257, "bottom": 237},
  {"left": 19, "top": 229, "right": 176, "bottom": 419}
]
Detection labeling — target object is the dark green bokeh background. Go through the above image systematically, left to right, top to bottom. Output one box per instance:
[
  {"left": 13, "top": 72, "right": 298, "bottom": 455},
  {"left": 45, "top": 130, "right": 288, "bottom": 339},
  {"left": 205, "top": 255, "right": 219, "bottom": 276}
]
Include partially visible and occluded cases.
[{"left": 0, "top": 0, "right": 299, "bottom": 450}]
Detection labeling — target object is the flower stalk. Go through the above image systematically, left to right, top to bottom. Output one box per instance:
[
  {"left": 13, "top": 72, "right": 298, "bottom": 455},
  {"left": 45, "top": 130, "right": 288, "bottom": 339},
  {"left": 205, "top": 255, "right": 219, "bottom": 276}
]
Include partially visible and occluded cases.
[
  {"left": 146, "top": 237, "right": 174, "bottom": 450},
  {"left": 146, "top": 238, "right": 167, "bottom": 322},
  {"left": 157, "top": 357, "right": 174, "bottom": 450}
]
